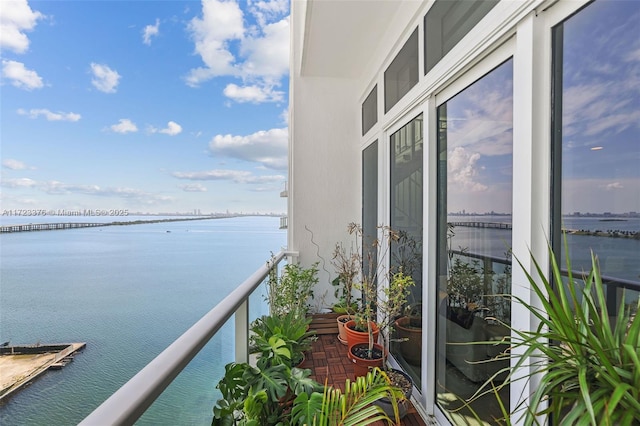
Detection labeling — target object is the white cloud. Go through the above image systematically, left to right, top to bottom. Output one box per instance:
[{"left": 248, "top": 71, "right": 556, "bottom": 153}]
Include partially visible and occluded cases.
[
  {"left": 0, "top": 0, "right": 44, "bottom": 54},
  {"left": 185, "top": 0, "right": 289, "bottom": 103},
  {"left": 185, "top": 0, "right": 244, "bottom": 85},
  {"left": 247, "top": 0, "right": 288, "bottom": 27},
  {"left": 239, "top": 16, "right": 289, "bottom": 80},
  {"left": 142, "top": 18, "right": 160, "bottom": 45},
  {"left": 2, "top": 59, "right": 43, "bottom": 90},
  {"left": 90, "top": 63, "right": 121, "bottom": 93},
  {"left": 223, "top": 83, "right": 283, "bottom": 103},
  {"left": 17, "top": 108, "right": 81, "bottom": 121},
  {"left": 110, "top": 119, "right": 138, "bottom": 134},
  {"left": 149, "top": 121, "right": 183, "bottom": 135},
  {"left": 160, "top": 121, "right": 182, "bottom": 135},
  {"left": 209, "top": 127, "right": 287, "bottom": 169},
  {"left": 448, "top": 146, "right": 487, "bottom": 192},
  {"left": 2, "top": 159, "right": 32, "bottom": 170},
  {"left": 172, "top": 169, "right": 285, "bottom": 184},
  {"left": 1, "top": 177, "right": 173, "bottom": 204},
  {"left": 1, "top": 177, "right": 37, "bottom": 188},
  {"left": 604, "top": 182, "right": 624, "bottom": 191},
  {"left": 180, "top": 183, "right": 208, "bottom": 192}
]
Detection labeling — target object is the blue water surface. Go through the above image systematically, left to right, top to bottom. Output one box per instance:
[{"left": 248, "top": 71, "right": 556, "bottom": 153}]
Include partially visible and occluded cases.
[{"left": 0, "top": 216, "right": 285, "bottom": 425}]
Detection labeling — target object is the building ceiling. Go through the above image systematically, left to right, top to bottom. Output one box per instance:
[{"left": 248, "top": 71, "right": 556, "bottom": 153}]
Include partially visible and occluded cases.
[{"left": 300, "top": 0, "right": 404, "bottom": 79}]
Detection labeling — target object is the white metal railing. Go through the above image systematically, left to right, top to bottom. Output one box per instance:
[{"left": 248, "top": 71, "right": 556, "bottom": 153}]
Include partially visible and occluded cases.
[
  {"left": 280, "top": 216, "right": 288, "bottom": 229},
  {"left": 80, "top": 250, "right": 292, "bottom": 426}
]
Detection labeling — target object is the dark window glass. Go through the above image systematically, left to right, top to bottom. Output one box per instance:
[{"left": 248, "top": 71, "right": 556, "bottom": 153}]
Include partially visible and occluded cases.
[
  {"left": 425, "top": 0, "right": 498, "bottom": 74},
  {"left": 384, "top": 28, "right": 419, "bottom": 113},
  {"left": 362, "top": 86, "right": 378, "bottom": 135},
  {"left": 389, "top": 114, "right": 423, "bottom": 386},
  {"left": 363, "top": 141, "right": 378, "bottom": 262}
]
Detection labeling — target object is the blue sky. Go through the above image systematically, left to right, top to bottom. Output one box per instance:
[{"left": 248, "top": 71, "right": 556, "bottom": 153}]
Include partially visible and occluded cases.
[{"left": 1, "top": 0, "right": 289, "bottom": 215}]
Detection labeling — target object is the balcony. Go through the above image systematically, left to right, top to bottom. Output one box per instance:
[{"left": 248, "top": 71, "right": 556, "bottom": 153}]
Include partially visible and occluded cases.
[
  {"left": 80, "top": 248, "right": 638, "bottom": 425},
  {"left": 80, "top": 250, "right": 427, "bottom": 425}
]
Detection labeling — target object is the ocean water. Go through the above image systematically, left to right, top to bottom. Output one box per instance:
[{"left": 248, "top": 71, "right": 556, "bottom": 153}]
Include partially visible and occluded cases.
[
  {"left": 0, "top": 216, "right": 286, "bottom": 425},
  {"left": 448, "top": 216, "right": 640, "bottom": 282}
]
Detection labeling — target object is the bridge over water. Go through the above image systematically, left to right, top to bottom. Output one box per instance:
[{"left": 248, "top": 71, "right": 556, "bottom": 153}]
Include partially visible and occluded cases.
[
  {"left": 0, "top": 216, "right": 227, "bottom": 233},
  {"left": 449, "top": 221, "right": 512, "bottom": 230},
  {"left": 0, "top": 222, "right": 109, "bottom": 233}
]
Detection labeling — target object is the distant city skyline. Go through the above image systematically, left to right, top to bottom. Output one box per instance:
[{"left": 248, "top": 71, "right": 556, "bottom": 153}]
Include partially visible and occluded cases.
[{"left": 1, "top": 0, "right": 289, "bottom": 214}]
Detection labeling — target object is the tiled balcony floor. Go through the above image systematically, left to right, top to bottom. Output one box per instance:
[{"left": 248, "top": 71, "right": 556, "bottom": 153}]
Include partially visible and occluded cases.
[{"left": 306, "top": 332, "right": 427, "bottom": 425}]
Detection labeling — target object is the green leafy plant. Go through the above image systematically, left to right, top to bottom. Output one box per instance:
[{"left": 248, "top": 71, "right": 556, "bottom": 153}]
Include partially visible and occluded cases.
[
  {"left": 340, "top": 223, "right": 414, "bottom": 359},
  {"left": 331, "top": 240, "right": 360, "bottom": 315},
  {"left": 463, "top": 244, "right": 640, "bottom": 425},
  {"left": 266, "top": 259, "right": 319, "bottom": 319},
  {"left": 249, "top": 311, "right": 316, "bottom": 368},
  {"left": 212, "top": 361, "right": 319, "bottom": 426},
  {"left": 213, "top": 363, "right": 404, "bottom": 425},
  {"left": 290, "top": 367, "right": 404, "bottom": 426}
]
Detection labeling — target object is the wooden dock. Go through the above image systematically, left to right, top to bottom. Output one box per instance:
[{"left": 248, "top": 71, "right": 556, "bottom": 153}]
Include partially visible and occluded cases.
[{"left": 0, "top": 343, "right": 86, "bottom": 401}]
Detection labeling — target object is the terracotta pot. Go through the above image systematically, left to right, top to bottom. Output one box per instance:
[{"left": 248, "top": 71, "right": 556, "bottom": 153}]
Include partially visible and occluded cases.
[
  {"left": 336, "top": 314, "right": 353, "bottom": 345},
  {"left": 395, "top": 316, "right": 422, "bottom": 365},
  {"left": 344, "top": 320, "right": 379, "bottom": 349},
  {"left": 347, "top": 342, "right": 384, "bottom": 378}
]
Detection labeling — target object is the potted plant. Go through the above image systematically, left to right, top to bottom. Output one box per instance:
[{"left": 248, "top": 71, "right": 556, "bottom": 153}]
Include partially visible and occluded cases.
[
  {"left": 331, "top": 241, "right": 360, "bottom": 344},
  {"left": 463, "top": 244, "right": 640, "bottom": 425},
  {"left": 266, "top": 257, "right": 318, "bottom": 319},
  {"left": 349, "top": 270, "right": 415, "bottom": 378},
  {"left": 394, "top": 303, "right": 422, "bottom": 365},
  {"left": 249, "top": 311, "right": 316, "bottom": 369},
  {"left": 213, "top": 357, "right": 404, "bottom": 425},
  {"left": 291, "top": 367, "right": 404, "bottom": 425}
]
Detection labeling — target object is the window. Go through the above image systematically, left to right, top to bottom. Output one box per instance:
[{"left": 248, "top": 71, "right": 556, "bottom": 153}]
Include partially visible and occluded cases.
[
  {"left": 425, "top": 0, "right": 498, "bottom": 74},
  {"left": 551, "top": 0, "right": 640, "bottom": 324},
  {"left": 384, "top": 29, "right": 419, "bottom": 113},
  {"left": 436, "top": 59, "right": 513, "bottom": 422},
  {"left": 362, "top": 86, "right": 378, "bottom": 135},
  {"left": 389, "top": 114, "right": 423, "bottom": 386},
  {"left": 363, "top": 141, "right": 378, "bottom": 260}
]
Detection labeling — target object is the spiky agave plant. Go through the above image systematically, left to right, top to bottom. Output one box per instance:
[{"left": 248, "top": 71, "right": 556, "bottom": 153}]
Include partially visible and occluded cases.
[
  {"left": 466, "top": 243, "right": 640, "bottom": 425},
  {"left": 514, "top": 247, "right": 640, "bottom": 425}
]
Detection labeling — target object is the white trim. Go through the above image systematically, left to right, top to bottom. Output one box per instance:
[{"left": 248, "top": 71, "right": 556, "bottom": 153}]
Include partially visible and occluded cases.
[{"left": 423, "top": 95, "right": 437, "bottom": 415}]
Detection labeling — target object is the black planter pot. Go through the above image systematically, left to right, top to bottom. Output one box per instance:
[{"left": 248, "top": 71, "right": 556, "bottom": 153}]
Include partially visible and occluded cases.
[{"left": 374, "top": 368, "right": 413, "bottom": 420}]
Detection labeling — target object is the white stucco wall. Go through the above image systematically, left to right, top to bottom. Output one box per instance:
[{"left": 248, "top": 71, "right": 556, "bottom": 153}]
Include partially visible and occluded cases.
[{"left": 288, "top": 75, "right": 361, "bottom": 310}]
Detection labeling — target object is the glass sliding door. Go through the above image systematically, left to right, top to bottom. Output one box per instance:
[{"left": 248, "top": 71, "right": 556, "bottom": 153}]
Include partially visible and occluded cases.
[
  {"left": 551, "top": 0, "right": 639, "bottom": 341},
  {"left": 436, "top": 59, "right": 513, "bottom": 423},
  {"left": 389, "top": 114, "right": 423, "bottom": 387},
  {"left": 363, "top": 141, "right": 378, "bottom": 277}
]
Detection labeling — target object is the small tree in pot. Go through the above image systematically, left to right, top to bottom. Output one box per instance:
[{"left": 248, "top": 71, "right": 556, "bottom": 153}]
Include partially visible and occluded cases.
[{"left": 344, "top": 223, "right": 415, "bottom": 375}]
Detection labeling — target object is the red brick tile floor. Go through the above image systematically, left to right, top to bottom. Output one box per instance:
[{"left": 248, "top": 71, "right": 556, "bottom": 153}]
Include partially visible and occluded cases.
[{"left": 306, "top": 333, "right": 427, "bottom": 425}]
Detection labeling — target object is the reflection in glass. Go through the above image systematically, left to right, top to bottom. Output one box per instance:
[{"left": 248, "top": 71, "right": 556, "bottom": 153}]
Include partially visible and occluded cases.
[
  {"left": 424, "top": 0, "right": 498, "bottom": 74},
  {"left": 552, "top": 0, "right": 640, "bottom": 332},
  {"left": 384, "top": 29, "right": 419, "bottom": 113},
  {"left": 436, "top": 59, "right": 513, "bottom": 422},
  {"left": 389, "top": 114, "right": 423, "bottom": 387},
  {"left": 363, "top": 141, "right": 378, "bottom": 281}
]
